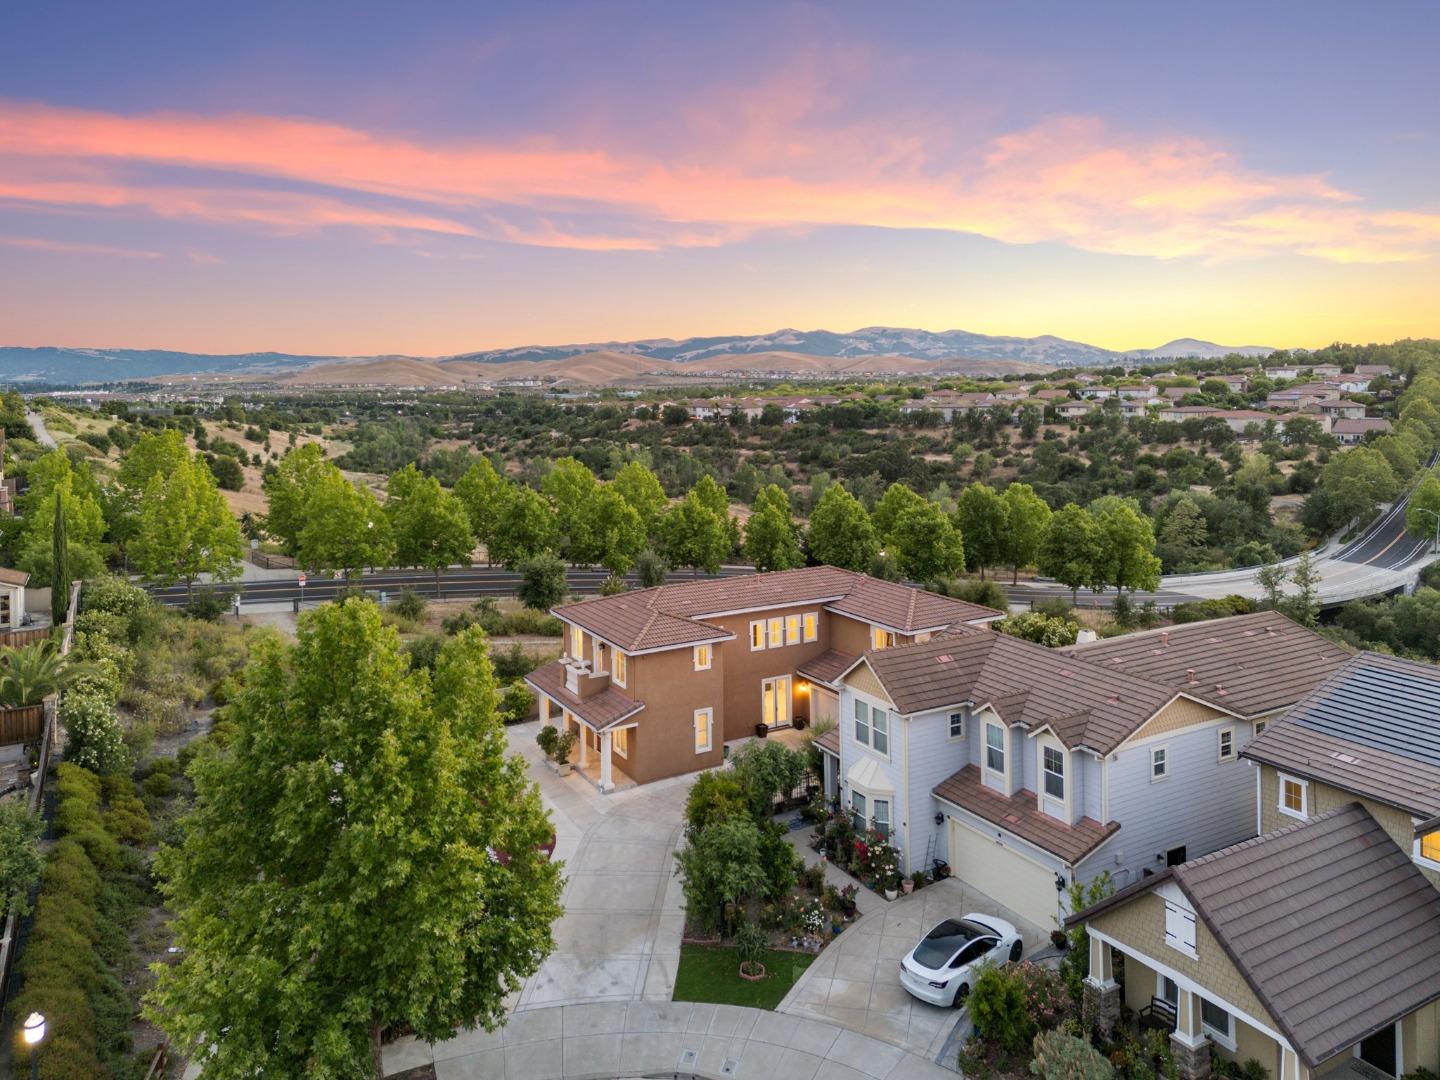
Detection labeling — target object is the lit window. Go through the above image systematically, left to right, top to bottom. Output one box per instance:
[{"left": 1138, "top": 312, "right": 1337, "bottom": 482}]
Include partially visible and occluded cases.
[
  {"left": 802, "top": 612, "right": 818, "bottom": 642},
  {"left": 785, "top": 614, "right": 801, "bottom": 645},
  {"left": 768, "top": 617, "right": 784, "bottom": 648},
  {"left": 750, "top": 621, "right": 765, "bottom": 651},
  {"left": 570, "top": 624, "right": 583, "bottom": 659},
  {"left": 871, "top": 627, "right": 896, "bottom": 650},
  {"left": 693, "top": 644, "right": 712, "bottom": 671},
  {"left": 612, "top": 650, "right": 627, "bottom": 687},
  {"left": 854, "top": 699, "right": 870, "bottom": 746},
  {"left": 694, "top": 708, "right": 713, "bottom": 753},
  {"left": 872, "top": 709, "right": 889, "bottom": 756},
  {"left": 948, "top": 712, "right": 964, "bottom": 740},
  {"left": 985, "top": 723, "right": 1005, "bottom": 774},
  {"left": 612, "top": 727, "right": 629, "bottom": 759},
  {"left": 1218, "top": 728, "right": 1234, "bottom": 761},
  {"left": 1043, "top": 745, "right": 1065, "bottom": 800},
  {"left": 1151, "top": 747, "right": 1168, "bottom": 781},
  {"left": 1279, "top": 774, "right": 1307, "bottom": 818},
  {"left": 1421, "top": 832, "right": 1440, "bottom": 863},
  {"left": 1164, "top": 900, "right": 1197, "bottom": 957}
]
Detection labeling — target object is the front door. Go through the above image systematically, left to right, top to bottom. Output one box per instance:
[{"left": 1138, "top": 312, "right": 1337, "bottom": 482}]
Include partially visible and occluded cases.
[
  {"left": 761, "top": 676, "right": 791, "bottom": 728},
  {"left": 1358, "top": 1024, "right": 1398, "bottom": 1077}
]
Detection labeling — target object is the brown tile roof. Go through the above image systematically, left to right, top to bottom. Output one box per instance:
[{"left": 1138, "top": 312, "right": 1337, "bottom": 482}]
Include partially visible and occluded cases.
[
  {"left": 0, "top": 567, "right": 29, "bottom": 586},
  {"left": 553, "top": 567, "right": 1001, "bottom": 653},
  {"left": 1067, "top": 610, "right": 1351, "bottom": 719},
  {"left": 857, "top": 632, "right": 1176, "bottom": 754},
  {"left": 796, "top": 649, "right": 858, "bottom": 687},
  {"left": 1242, "top": 651, "right": 1440, "bottom": 823},
  {"left": 524, "top": 660, "right": 646, "bottom": 732},
  {"left": 813, "top": 725, "right": 839, "bottom": 758},
  {"left": 933, "top": 765, "right": 1119, "bottom": 864},
  {"left": 1076, "top": 804, "right": 1440, "bottom": 1068}
]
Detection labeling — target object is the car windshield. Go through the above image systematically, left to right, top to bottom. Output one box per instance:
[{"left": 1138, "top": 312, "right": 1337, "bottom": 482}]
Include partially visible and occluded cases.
[{"left": 913, "top": 918, "right": 990, "bottom": 969}]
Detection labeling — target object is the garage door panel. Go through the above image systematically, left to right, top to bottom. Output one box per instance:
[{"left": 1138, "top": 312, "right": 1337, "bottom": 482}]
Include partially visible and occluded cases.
[{"left": 948, "top": 819, "right": 1057, "bottom": 930}]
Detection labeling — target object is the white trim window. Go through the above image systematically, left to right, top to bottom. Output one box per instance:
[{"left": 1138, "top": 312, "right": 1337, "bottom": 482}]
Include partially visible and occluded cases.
[
  {"left": 802, "top": 612, "right": 818, "bottom": 642},
  {"left": 785, "top": 614, "right": 801, "bottom": 645},
  {"left": 768, "top": 616, "right": 784, "bottom": 648},
  {"left": 750, "top": 621, "right": 765, "bottom": 651},
  {"left": 570, "top": 624, "right": 584, "bottom": 660},
  {"left": 871, "top": 627, "right": 897, "bottom": 650},
  {"left": 693, "top": 644, "right": 712, "bottom": 671},
  {"left": 612, "top": 650, "right": 627, "bottom": 687},
  {"left": 854, "top": 699, "right": 870, "bottom": 746},
  {"left": 694, "top": 708, "right": 713, "bottom": 754},
  {"left": 871, "top": 708, "right": 890, "bottom": 756},
  {"left": 948, "top": 711, "right": 964, "bottom": 741},
  {"left": 1253, "top": 719, "right": 1268, "bottom": 736},
  {"left": 984, "top": 722, "right": 1006, "bottom": 775},
  {"left": 613, "top": 727, "right": 630, "bottom": 759},
  {"left": 1217, "top": 727, "right": 1234, "bottom": 762},
  {"left": 1042, "top": 745, "right": 1065, "bottom": 800},
  {"left": 1151, "top": 746, "right": 1169, "bottom": 782},
  {"left": 1278, "top": 773, "right": 1308, "bottom": 819},
  {"left": 849, "top": 788, "right": 891, "bottom": 841},
  {"left": 850, "top": 789, "right": 867, "bottom": 832},
  {"left": 871, "top": 797, "right": 891, "bottom": 841},
  {"left": 1414, "top": 831, "right": 1440, "bottom": 871},
  {"left": 1164, "top": 899, "right": 1198, "bottom": 958},
  {"left": 1200, "top": 998, "right": 1235, "bottom": 1049}
]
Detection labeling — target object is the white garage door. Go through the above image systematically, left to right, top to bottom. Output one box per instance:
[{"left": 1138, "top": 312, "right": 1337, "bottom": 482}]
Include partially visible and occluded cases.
[{"left": 948, "top": 819, "right": 1059, "bottom": 931}]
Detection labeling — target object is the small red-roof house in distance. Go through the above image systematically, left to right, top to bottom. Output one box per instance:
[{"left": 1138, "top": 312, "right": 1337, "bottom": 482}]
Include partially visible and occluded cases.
[
  {"left": 1330, "top": 417, "right": 1392, "bottom": 444},
  {"left": 0, "top": 568, "right": 30, "bottom": 634}
]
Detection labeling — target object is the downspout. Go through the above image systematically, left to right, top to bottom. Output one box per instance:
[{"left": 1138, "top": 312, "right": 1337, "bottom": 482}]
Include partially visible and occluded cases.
[
  {"left": 901, "top": 712, "right": 913, "bottom": 875},
  {"left": 1254, "top": 763, "right": 1262, "bottom": 837}
]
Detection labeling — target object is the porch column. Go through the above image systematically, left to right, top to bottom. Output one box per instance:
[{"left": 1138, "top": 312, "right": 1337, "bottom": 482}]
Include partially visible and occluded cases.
[
  {"left": 539, "top": 695, "right": 550, "bottom": 727},
  {"left": 578, "top": 722, "right": 590, "bottom": 768},
  {"left": 599, "top": 729, "right": 614, "bottom": 792},
  {"left": 1082, "top": 935, "right": 1121, "bottom": 1035},
  {"left": 1171, "top": 989, "right": 1212, "bottom": 1080}
]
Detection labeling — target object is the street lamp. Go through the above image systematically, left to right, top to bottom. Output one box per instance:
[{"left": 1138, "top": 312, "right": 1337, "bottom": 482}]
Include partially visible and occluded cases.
[{"left": 22, "top": 1011, "right": 46, "bottom": 1079}]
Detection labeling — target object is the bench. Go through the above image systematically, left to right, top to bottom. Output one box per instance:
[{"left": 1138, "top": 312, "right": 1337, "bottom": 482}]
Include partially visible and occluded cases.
[{"left": 1139, "top": 996, "right": 1177, "bottom": 1032}]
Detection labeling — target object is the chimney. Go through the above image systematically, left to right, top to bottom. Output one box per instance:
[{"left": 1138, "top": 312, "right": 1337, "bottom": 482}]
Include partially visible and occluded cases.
[
  {"left": 1160, "top": 631, "right": 1169, "bottom": 647},
  {"left": 1186, "top": 669, "right": 1197, "bottom": 685}
]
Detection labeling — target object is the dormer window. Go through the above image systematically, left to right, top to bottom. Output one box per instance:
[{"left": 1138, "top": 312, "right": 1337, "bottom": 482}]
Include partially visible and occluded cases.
[
  {"left": 871, "top": 627, "right": 897, "bottom": 650},
  {"left": 984, "top": 722, "right": 1006, "bottom": 775},
  {"left": 1042, "top": 746, "right": 1065, "bottom": 800},
  {"left": 1278, "top": 773, "right": 1308, "bottom": 819}
]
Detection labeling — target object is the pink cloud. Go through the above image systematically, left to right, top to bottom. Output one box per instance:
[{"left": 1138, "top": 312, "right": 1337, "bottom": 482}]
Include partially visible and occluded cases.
[
  {"left": 0, "top": 99, "right": 1436, "bottom": 262},
  {"left": 0, "top": 233, "right": 162, "bottom": 258}
]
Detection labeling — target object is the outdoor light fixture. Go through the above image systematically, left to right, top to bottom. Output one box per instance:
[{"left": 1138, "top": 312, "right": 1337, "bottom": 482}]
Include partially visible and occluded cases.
[
  {"left": 934, "top": 811, "right": 944, "bottom": 825},
  {"left": 1055, "top": 873, "right": 1067, "bottom": 893},
  {"left": 22, "top": 1011, "right": 45, "bottom": 1080}
]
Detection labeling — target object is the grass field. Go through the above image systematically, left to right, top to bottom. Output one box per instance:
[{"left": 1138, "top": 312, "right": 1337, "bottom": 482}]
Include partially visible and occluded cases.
[{"left": 672, "top": 944, "right": 816, "bottom": 1010}]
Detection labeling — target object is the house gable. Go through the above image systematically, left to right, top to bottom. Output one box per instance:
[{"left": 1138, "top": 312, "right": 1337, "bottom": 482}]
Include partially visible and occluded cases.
[
  {"left": 842, "top": 659, "right": 894, "bottom": 707},
  {"left": 1122, "top": 695, "right": 1234, "bottom": 746}
]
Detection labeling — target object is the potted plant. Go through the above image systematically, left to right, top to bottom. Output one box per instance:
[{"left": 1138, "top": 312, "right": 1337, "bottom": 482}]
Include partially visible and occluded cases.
[
  {"left": 754, "top": 722, "right": 768, "bottom": 739},
  {"left": 535, "top": 724, "right": 558, "bottom": 760},
  {"left": 553, "top": 730, "right": 577, "bottom": 777},
  {"left": 904, "top": 870, "right": 924, "bottom": 895},
  {"left": 839, "top": 884, "right": 858, "bottom": 918},
  {"left": 735, "top": 922, "right": 768, "bottom": 981},
  {"left": 1050, "top": 929, "right": 1070, "bottom": 951}
]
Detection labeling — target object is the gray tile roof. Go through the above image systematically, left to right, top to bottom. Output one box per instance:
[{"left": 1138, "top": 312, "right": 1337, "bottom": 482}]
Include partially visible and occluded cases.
[
  {"left": 553, "top": 567, "right": 1001, "bottom": 653},
  {"left": 1067, "top": 610, "right": 1351, "bottom": 719},
  {"left": 856, "top": 632, "right": 1178, "bottom": 755},
  {"left": 796, "top": 648, "right": 858, "bottom": 687},
  {"left": 1243, "top": 651, "right": 1440, "bottom": 822},
  {"left": 933, "top": 765, "right": 1119, "bottom": 864}
]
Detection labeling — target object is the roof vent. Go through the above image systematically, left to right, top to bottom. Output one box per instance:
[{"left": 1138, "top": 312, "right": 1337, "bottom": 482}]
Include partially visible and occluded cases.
[
  {"left": 1160, "top": 631, "right": 1169, "bottom": 646},
  {"left": 936, "top": 654, "right": 953, "bottom": 664},
  {"left": 1057, "top": 668, "right": 1074, "bottom": 678},
  {"left": 1186, "top": 669, "right": 1197, "bottom": 684},
  {"left": 1330, "top": 751, "right": 1361, "bottom": 765}
]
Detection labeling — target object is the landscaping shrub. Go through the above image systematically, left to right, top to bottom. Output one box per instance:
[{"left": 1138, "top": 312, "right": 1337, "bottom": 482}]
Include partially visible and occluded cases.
[
  {"left": 392, "top": 588, "right": 428, "bottom": 623},
  {"left": 1170, "top": 595, "right": 1254, "bottom": 623},
  {"left": 502, "top": 607, "right": 564, "bottom": 636},
  {"left": 998, "top": 611, "right": 1082, "bottom": 647},
  {"left": 405, "top": 632, "right": 445, "bottom": 672},
  {"left": 492, "top": 642, "right": 548, "bottom": 680},
  {"left": 497, "top": 681, "right": 535, "bottom": 725},
  {"left": 61, "top": 686, "right": 128, "bottom": 774},
  {"left": 729, "top": 740, "right": 805, "bottom": 818},
  {"left": 685, "top": 771, "right": 749, "bottom": 836},
  {"left": 0, "top": 798, "right": 43, "bottom": 917},
  {"left": 674, "top": 816, "right": 769, "bottom": 934},
  {"left": 969, "top": 962, "right": 1036, "bottom": 1054},
  {"left": 1031, "top": 1030, "right": 1115, "bottom": 1080}
]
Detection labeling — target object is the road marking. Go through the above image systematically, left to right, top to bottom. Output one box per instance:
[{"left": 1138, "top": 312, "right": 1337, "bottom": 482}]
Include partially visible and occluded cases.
[{"left": 1362, "top": 529, "right": 1416, "bottom": 566}]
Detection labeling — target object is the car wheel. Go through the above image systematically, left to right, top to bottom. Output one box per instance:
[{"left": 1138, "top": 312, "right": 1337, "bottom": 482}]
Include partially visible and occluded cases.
[
  {"left": 1009, "top": 940, "right": 1023, "bottom": 963},
  {"left": 954, "top": 983, "right": 970, "bottom": 1008}
]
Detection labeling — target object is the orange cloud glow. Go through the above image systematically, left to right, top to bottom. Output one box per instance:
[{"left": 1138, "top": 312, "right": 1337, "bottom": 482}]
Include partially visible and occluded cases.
[{"left": 1, "top": 100, "right": 1437, "bottom": 263}]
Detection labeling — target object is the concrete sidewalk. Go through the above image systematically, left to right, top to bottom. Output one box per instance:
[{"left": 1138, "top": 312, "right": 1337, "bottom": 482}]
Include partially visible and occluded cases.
[{"left": 381, "top": 1000, "right": 961, "bottom": 1080}]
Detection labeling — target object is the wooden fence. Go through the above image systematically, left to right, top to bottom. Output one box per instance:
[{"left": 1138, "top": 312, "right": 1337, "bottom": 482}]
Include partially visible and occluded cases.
[
  {"left": 248, "top": 549, "right": 296, "bottom": 570},
  {"left": 0, "top": 627, "right": 50, "bottom": 649},
  {"left": 0, "top": 705, "right": 44, "bottom": 746}
]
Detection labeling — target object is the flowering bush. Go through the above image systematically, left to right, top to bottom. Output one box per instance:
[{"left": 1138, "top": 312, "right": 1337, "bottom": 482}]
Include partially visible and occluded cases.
[
  {"left": 61, "top": 687, "right": 127, "bottom": 775},
  {"left": 852, "top": 830, "right": 901, "bottom": 890}
]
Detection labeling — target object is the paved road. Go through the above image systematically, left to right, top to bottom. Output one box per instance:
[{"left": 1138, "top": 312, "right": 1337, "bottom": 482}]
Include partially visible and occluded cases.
[{"left": 25, "top": 411, "right": 57, "bottom": 449}]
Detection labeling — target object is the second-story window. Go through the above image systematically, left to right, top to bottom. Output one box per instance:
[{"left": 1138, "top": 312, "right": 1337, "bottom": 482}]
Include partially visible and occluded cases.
[
  {"left": 803, "top": 612, "right": 818, "bottom": 642},
  {"left": 785, "top": 614, "right": 801, "bottom": 645},
  {"left": 768, "top": 616, "right": 784, "bottom": 648},
  {"left": 750, "top": 621, "right": 765, "bottom": 651},
  {"left": 570, "top": 624, "right": 583, "bottom": 659},
  {"left": 871, "top": 627, "right": 896, "bottom": 650},
  {"left": 693, "top": 644, "right": 712, "bottom": 671},
  {"left": 612, "top": 650, "right": 627, "bottom": 687},
  {"left": 854, "top": 699, "right": 870, "bottom": 745},
  {"left": 872, "top": 709, "right": 889, "bottom": 755},
  {"left": 948, "top": 711, "right": 964, "bottom": 740},
  {"left": 985, "top": 722, "right": 1005, "bottom": 774},
  {"left": 1217, "top": 728, "right": 1234, "bottom": 762},
  {"left": 1043, "top": 745, "right": 1065, "bottom": 800},
  {"left": 1151, "top": 747, "right": 1169, "bottom": 782},
  {"left": 1279, "top": 774, "right": 1307, "bottom": 818}
]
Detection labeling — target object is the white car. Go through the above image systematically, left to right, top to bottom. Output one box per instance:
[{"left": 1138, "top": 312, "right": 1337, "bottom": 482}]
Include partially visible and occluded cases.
[{"left": 899, "top": 913, "right": 1023, "bottom": 1007}]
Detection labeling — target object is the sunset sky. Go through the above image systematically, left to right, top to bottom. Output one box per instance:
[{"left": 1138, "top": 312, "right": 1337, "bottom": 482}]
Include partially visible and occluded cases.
[{"left": 2, "top": 2, "right": 1437, "bottom": 356}]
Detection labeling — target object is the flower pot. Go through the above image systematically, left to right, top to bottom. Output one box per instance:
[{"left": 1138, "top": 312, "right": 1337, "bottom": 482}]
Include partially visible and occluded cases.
[
  {"left": 755, "top": 723, "right": 768, "bottom": 738},
  {"left": 556, "top": 762, "right": 573, "bottom": 777},
  {"left": 901, "top": 879, "right": 915, "bottom": 895},
  {"left": 884, "top": 888, "right": 898, "bottom": 901},
  {"left": 831, "top": 923, "right": 843, "bottom": 936},
  {"left": 1050, "top": 930, "right": 1069, "bottom": 951},
  {"left": 738, "top": 961, "right": 766, "bottom": 982}
]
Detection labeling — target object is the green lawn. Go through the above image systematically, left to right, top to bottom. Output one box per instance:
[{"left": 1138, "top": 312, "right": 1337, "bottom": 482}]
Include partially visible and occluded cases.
[{"left": 672, "top": 944, "right": 816, "bottom": 1010}]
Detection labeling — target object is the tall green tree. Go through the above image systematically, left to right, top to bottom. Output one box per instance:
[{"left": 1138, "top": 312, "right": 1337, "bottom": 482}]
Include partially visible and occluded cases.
[
  {"left": 114, "top": 429, "right": 192, "bottom": 555},
  {"left": 261, "top": 444, "right": 332, "bottom": 556},
  {"left": 15, "top": 451, "right": 107, "bottom": 580},
  {"left": 132, "top": 455, "right": 245, "bottom": 602},
  {"left": 454, "top": 457, "right": 511, "bottom": 563},
  {"left": 542, "top": 457, "right": 601, "bottom": 563},
  {"left": 613, "top": 460, "right": 668, "bottom": 538},
  {"left": 386, "top": 465, "right": 475, "bottom": 595},
  {"left": 1406, "top": 470, "right": 1440, "bottom": 548},
  {"left": 297, "top": 471, "right": 394, "bottom": 580},
  {"left": 805, "top": 482, "right": 879, "bottom": 572},
  {"left": 871, "top": 482, "right": 926, "bottom": 543},
  {"left": 954, "top": 483, "right": 1008, "bottom": 580},
  {"left": 1000, "top": 483, "right": 1052, "bottom": 585},
  {"left": 743, "top": 485, "right": 803, "bottom": 572},
  {"left": 488, "top": 486, "right": 559, "bottom": 570},
  {"left": 583, "top": 486, "right": 646, "bottom": 575},
  {"left": 50, "top": 489, "right": 71, "bottom": 622},
  {"left": 660, "top": 489, "right": 731, "bottom": 576},
  {"left": 1091, "top": 497, "right": 1162, "bottom": 594},
  {"left": 890, "top": 501, "right": 965, "bottom": 582},
  {"left": 1037, "top": 503, "right": 1103, "bottom": 602},
  {"left": 146, "top": 602, "right": 562, "bottom": 1079}
]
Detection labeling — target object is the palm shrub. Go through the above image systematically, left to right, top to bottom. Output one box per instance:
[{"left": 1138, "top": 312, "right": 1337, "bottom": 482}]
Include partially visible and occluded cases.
[{"left": 0, "top": 640, "right": 89, "bottom": 707}]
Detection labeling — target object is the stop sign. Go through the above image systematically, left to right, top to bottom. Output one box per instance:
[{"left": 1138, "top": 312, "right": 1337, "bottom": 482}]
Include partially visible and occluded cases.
[{"left": 298, "top": 573, "right": 307, "bottom": 587}]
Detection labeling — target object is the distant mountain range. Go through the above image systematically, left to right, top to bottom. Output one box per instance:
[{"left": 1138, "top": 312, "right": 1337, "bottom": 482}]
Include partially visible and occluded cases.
[{"left": 0, "top": 329, "right": 1277, "bottom": 385}]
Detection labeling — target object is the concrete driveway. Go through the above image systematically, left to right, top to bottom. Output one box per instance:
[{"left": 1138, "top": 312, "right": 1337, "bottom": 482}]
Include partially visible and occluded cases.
[
  {"left": 507, "top": 721, "right": 693, "bottom": 1011},
  {"left": 779, "top": 874, "right": 1049, "bottom": 1059}
]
